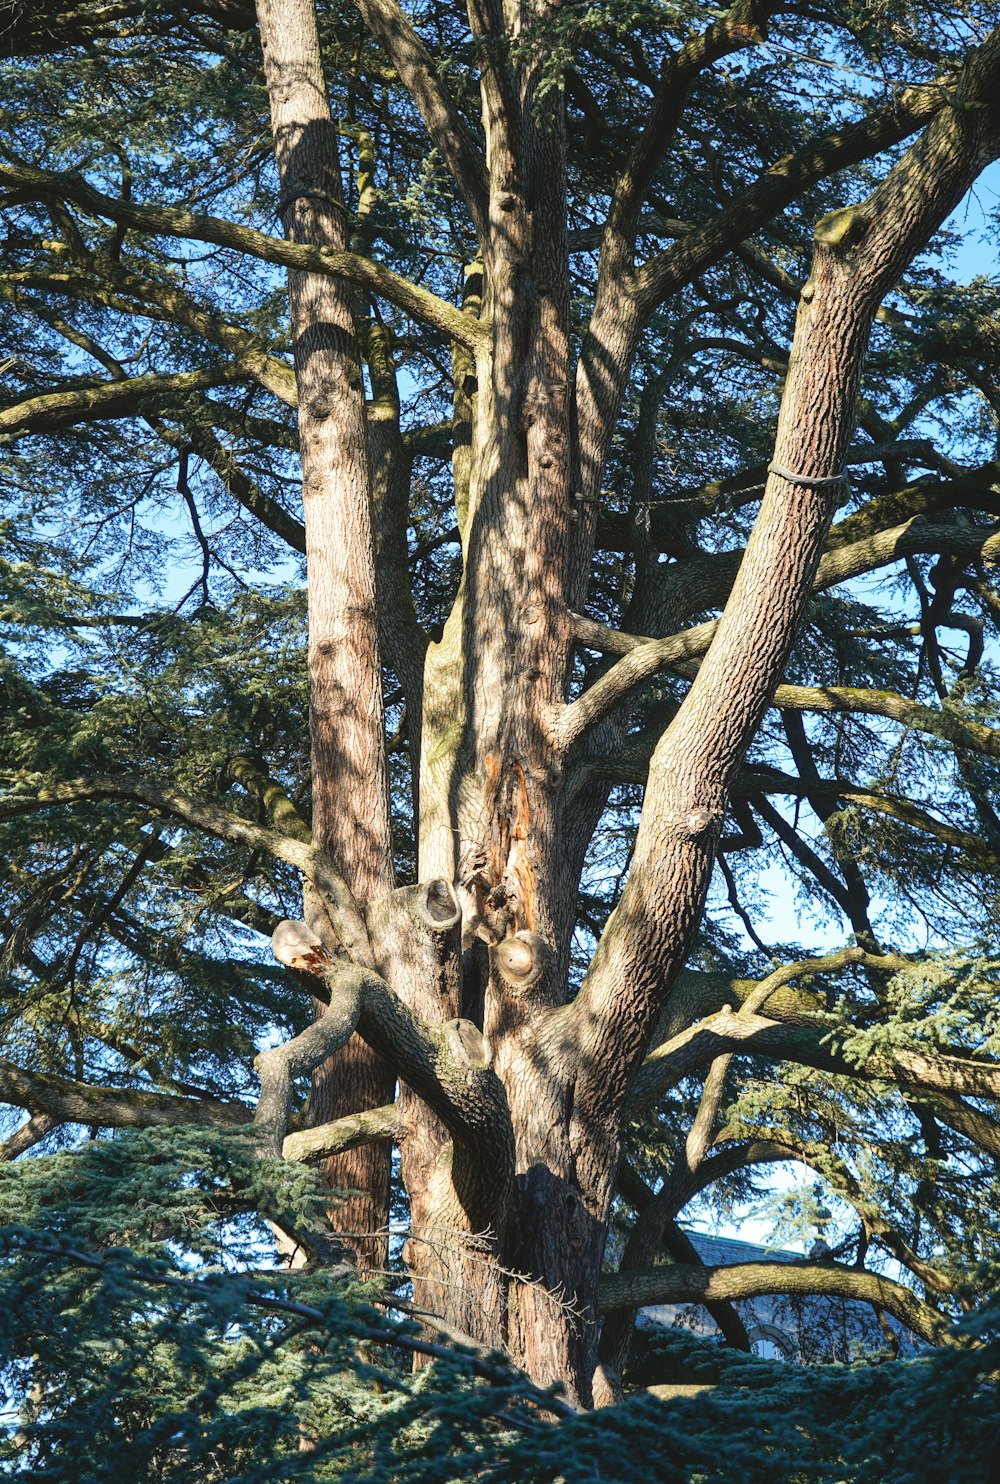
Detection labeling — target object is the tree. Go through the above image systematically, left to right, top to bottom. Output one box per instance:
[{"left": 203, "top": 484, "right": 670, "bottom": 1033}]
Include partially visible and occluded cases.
[{"left": 2, "top": 0, "right": 1000, "bottom": 1427}]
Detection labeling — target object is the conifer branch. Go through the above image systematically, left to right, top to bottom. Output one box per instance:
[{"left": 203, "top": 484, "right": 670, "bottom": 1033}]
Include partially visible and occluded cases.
[
  {"left": 351, "top": 0, "right": 490, "bottom": 242},
  {"left": 0, "top": 159, "right": 486, "bottom": 349},
  {"left": 0, "top": 365, "right": 248, "bottom": 436},
  {"left": 0, "top": 775, "right": 374, "bottom": 965},
  {"left": 0, "top": 1059, "right": 251, "bottom": 1129},
  {"left": 281, "top": 1103, "right": 402, "bottom": 1163}
]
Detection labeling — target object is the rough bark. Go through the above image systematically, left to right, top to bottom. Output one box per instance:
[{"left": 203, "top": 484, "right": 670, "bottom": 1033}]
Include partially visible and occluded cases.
[
  {"left": 256, "top": 0, "right": 395, "bottom": 1270},
  {"left": 402, "top": 0, "right": 601, "bottom": 1399},
  {"left": 9, "top": 2, "right": 998, "bottom": 1418},
  {"left": 359, "top": 21, "right": 1000, "bottom": 1404},
  {"left": 568, "top": 33, "right": 1000, "bottom": 1236},
  {"left": 365, "top": 881, "right": 499, "bottom": 1347},
  {"left": 0, "top": 1060, "right": 251, "bottom": 1130}
]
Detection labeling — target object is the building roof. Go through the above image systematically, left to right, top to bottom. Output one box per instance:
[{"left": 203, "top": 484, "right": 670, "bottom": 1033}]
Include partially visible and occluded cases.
[
  {"left": 638, "top": 1227, "right": 914, "bottom": 1362},
  {"left": 683, "top": 1229, "right": 799, "bottom": 1267}
]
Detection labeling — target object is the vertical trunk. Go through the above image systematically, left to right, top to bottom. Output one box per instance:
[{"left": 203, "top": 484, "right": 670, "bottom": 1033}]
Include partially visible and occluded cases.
[
  {"left": 256, "top": 0, "right": 394, "bottom": 1270},
  {"left": 413, "top": 10, "right": 601, "bottom": 1399},
  {"left": 479, "top": 28, "right": 609, "bottom": 1404},
  {"left": 498, "top": 1040, "right": 606, "bottom": 1406}
]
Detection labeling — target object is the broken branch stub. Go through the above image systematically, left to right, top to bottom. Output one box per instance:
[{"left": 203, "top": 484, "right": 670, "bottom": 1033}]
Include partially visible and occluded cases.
[
  {"left": 418, "top": 877, "right": 463, "bottom": 929},
  {"left": 272, "top": 918, "right": 338, "bottom": 975},
  {"left": 493, "top": 930, "right": 549, "bottom": 991}
]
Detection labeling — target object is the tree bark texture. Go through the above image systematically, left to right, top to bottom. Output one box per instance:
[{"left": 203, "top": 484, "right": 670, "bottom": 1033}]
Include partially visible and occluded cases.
[
  {"left": 256, "top": 0, "right": 395, "bottom": 1270},
  {"left": 250, "top": 2, "right": 1000, "bottom": 1407},
  {"left": 7, "top": 6, "right": 1000, "bottom": 1421}
]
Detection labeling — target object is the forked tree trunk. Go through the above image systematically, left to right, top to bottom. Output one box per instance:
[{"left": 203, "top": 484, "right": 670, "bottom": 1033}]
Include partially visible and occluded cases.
[
  {"left": 254, "top": 0, "right": 1000, "bottom": 1408},
  {"left": 409, "top": 15, "right": 602, "bottom": 1390},
  {"left": 417, "top": 46, "right": 1000, "bottom": 1404}
]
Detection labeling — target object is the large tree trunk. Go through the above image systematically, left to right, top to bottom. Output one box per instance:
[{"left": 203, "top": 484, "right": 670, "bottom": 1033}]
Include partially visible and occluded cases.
[
  {"left": 254, "top": 0, "right": 1000, "bottom": 1409},
  {"left": 256, "top": 0, "right": 395, "bottom": 1271},
  {"left": 408, "top": 13, "right": 605, "bottom": 1396},
  {"left": 413, "top": 20, "right": 995, "bottom": 1411}
]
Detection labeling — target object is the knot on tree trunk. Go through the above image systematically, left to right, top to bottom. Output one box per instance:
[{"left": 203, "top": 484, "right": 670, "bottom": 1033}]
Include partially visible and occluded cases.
[
  {"left": 412, "top": 877, "right": 463, "bottom": 931},
  {"left": 493, "top": 930, "right": 549, "bottom": 991}
]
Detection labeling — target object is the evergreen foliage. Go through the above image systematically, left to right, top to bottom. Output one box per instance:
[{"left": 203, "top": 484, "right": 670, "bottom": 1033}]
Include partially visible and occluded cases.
[
  {"left": 2, "top": 0, "right": 1000, "bottom": 1472},
  {"left": 2, "top": 1130, "right": 999, "bottom": 1481}
]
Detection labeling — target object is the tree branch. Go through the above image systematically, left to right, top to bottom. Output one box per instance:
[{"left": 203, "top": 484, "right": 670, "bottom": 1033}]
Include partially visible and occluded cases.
[
  {"left": 350, "top": 0, "right": 489, "bottom": 242},
  {"left": 598, "top": 0, "right": 774, "bottom": 277},
  {"left": 570, "top": 67, "right": 952, "bottom": 601},
  {"left": 631, "top": 75, "right": 949, "bottom": 317},
  {"left": 0, "top": 158, "right": 486, "bottom": 349},
  {"left": 2, "top": 266, "right": 299, "bottom": 406},
  {"left": 0, "top": 365, "right": 248, "bottom": 437},
  {"left": 151, "top": 414, "right": 306, "bottom": 554},
  {"left": 590, "top": 439, "right": 959, "bottom": 550},
  {"left": 563, "top": 513, "right": 1000, "bottom": 747},
  {"left": 567, "top": 599, "right": 1000, "bottom": 765},
  {"left": 769, "top": 682, "right": 1000, "bottom": 761},
  {"left": 736, "top": 769, "right": 996, "bottom": 864},
  {"left": 0, "top": 774, "right": 374, "bottom": 966},
  {"left": 272, "top": 919, "right": 514, "bottom": 1226},
  {"left": 253, "top": 958, "right": 365, "bottom": 1155},
  {"left": 631, "top": 1003, "right": 1000, "bottom": 1111},
  {"left": 0, "top": 1059, "right": 250, "bottom": 1130},
  {"left": 281, "top": 1102, "right": 402, "bottom": 1164},
  {"left": 0, "top": 1112, "right": 60, "bottom": 1161},
  {"left": 702, "top": 1134, "right": 958, "bottom": 1296},
  {"left": 598, "top": 1260, "right": 949, "bottom": 1346}
]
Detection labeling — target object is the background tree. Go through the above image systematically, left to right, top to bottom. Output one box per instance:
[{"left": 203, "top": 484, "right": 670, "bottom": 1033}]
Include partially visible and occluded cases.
[{"left": 3, "top": 0, "right": 1000, "bottom": 1428}]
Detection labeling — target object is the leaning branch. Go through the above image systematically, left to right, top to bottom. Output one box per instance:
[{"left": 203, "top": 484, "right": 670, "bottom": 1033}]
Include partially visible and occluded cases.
[
  {"left": 351, "top": 0, "right": 489, "bottom": 242},
  {"left": 599, "top": 0, "right": 773, "bottom": 272},
  {"left": 631, "top": 75, "right": 948, "bottom": 316},
  {"left": 1, "top": 265, "right": 299, "bottom": 407},
  {"left": 0, "top": 365, "right": 248, "bottom": 437},
  {"left": 562, "top": 513, "right": 1000, "bottom": 747},
  {"left": 566, "top": 611, "right": 1000, "bottom": 764},
  {"left": 557, "top": 616, "right": 718, "bottom": 748},
  {"left": 769, "top": 682, "right": 1000, "bottom": 761},
  {"left": 593, "top": 748, "right": 998, "bottom": 863},
  {"left": 736, "top": 769, "right": 996, "bottom": 863},
  {"left": 630, "top": 1004, "right": 1000, "bottom": 1111},
  {"left": 0, "top": 1059, "right": 250, "bottom": 1130},
  {"left": 281, "top": 1103, "right": 402, "bottom": 1164},
  {"left": 0, "top": 1112, "right": 60, "bottom": 1161}
]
